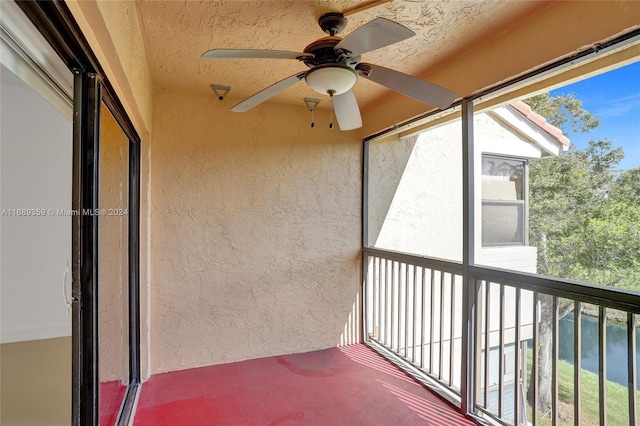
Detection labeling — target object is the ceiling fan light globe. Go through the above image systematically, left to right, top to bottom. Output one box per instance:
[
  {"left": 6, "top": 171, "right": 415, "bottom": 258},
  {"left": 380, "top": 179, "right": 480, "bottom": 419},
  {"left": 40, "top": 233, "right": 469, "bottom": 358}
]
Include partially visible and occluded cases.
[{"left": 305, "top": 65, "right": 357, "bottom": 96}]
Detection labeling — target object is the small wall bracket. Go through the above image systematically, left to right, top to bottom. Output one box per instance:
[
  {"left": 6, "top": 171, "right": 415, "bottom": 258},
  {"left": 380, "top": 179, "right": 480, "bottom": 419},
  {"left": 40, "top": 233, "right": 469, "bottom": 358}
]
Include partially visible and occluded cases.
[
  {"left": 210, "top": 84, "right": 231, "bottom": 100},
  {"left": 304, "top": 97, "right": 321, "bottom": 128}
]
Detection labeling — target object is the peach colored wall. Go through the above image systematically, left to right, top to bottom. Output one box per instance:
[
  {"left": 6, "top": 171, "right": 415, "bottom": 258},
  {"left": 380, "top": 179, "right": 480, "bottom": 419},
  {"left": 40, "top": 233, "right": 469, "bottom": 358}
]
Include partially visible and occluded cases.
[{"left": 150, "top": 88, "right": 362, "bottom": 374}]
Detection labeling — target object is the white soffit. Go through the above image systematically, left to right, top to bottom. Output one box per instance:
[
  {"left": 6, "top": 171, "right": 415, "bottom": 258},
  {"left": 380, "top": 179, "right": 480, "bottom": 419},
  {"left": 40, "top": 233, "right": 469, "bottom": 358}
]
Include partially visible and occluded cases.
[{"left": 489, "top": 106, "right": 566, "bottom": 157}]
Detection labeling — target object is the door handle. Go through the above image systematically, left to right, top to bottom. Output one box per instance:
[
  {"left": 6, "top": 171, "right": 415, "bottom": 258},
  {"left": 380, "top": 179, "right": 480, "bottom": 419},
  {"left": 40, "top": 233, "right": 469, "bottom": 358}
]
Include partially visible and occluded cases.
[{"left": 63, "top": 259, "right": 71, "bottom": 315}]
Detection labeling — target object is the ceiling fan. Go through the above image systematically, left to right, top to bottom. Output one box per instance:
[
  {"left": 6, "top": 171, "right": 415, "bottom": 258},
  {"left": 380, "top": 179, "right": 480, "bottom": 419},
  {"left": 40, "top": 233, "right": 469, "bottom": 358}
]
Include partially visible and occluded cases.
[{"left": 202, "top": 12, "right": 456, "bottom": 131}]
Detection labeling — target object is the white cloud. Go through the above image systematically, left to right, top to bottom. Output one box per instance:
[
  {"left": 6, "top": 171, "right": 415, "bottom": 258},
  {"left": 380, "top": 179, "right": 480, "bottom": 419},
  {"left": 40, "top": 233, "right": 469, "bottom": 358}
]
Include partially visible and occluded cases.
[{"left": 595, "top": 93, "right": 640, "bottom": 118}]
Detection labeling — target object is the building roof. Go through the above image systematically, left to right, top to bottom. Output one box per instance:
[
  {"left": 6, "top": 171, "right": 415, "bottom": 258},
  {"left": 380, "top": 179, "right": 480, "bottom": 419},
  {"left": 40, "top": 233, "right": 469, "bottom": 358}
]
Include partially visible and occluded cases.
[{"left": 510, "top": 101, "right": 570, "bottom": 147}]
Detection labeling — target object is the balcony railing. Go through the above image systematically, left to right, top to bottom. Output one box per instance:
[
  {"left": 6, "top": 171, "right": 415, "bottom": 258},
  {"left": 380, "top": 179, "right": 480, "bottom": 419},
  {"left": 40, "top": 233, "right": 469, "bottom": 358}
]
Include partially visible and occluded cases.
[{"left": 363, "top": 247, "right": 640, "bottom": 426}]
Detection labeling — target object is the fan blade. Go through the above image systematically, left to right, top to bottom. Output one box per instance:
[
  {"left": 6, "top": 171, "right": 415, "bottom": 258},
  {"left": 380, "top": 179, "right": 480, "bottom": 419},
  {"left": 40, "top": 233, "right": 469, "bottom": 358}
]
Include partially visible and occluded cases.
[
  {"left": 334, "top": 17, "right": 414, "bottom": 56},
  {"left": 202, "top": 49, "right": 313, "bottom": 60},
  {"left": 357, "top": 63, "right": 456, "bottom": 109},
  {"left": 231, "top": 72, "right": 307, "bottom": 112},
  {"left": 332, "top": 90, "right": 362, "bottom": 131}
]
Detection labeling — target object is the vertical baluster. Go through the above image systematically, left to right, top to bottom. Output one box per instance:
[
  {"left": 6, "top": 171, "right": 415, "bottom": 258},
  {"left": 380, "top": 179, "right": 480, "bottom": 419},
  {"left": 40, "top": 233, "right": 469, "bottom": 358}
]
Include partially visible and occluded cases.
[
  {"left": 372, "top": 256, "right": 377, "bottom": 340},
  {"left": 379, "top": 258, "right": 384, "bottom": 344},
  {"left": 379, "top": 259, "right": 384, "bottom": 343},
  {"left": 382, "top": 259, "right": 389, "bottom": 346},
  {"left": 387, "top": 259, "right": 392, "bottom": 347},
  {"left": 388, "top": 260, "right": 393, "bottom": 350},
  {"left": 390, "top": 261, "right": 396, "bottom": 352},
  {"left": 398, "top": 263, "right": 403, "bottom": 354},
  {"left": 398, "top": 263, "right": 402, "bottom": 353},
  {"left": 398, "top": 263, "right": 403, "bottom": 355},
  {"left": 400, "top": 263, "right": 406, "bottom": 355},
  {"left": 405, "top": 263, "right": 410, "bottom": 359},
  {"left": 413, "top": 264, "right": 419, "bottom": 364},
  {"left": 421, "top": 267, "right": 427, "bottom": 370},
  {"left": 430, "top": 269, "right": 436, "bottom": 375},
  {"left": 439, "top": 271, "right": 446, "bottom": 381},
  {"left": 450, "top": 274, "right": 456, "bottom": 387},
  {"left": 474, "top": 278, "right": 483, "bottom": 404},
  {"left": 484, "top": 281, "right": 490, "bottom": 409},
  {"left": 499, "top": 284, "right": 505, "bottom": 419},
  {"left": 514, "top": 288, "right": 521, "bottom": 426},
  {"left": 532, "top": 292, "right": 539, "bottom": 426},
  {"left": 552, "top": 297, "right": 559, "bottom": 426},
  {"left": 574, "top": 301, "right": 582, "bottom": 425},
  {"left": 599, "top": 307, "right": 607, "bottom": 426},
  {"left": 628, "top": 313, "right": 637, "bottom": 426}
]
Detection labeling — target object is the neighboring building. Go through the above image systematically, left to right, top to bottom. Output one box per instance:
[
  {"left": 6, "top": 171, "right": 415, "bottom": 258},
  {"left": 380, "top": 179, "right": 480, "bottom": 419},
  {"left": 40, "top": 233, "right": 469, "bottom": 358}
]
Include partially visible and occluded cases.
[
  {"left": 367, "top": 100, "right": 569, "bottom": 418},
  {"left": 368, "top": 101, "right": 569, "bottom": 265},
  {"left": 477, "top": 101, "right": 569, "bottom": 272}
]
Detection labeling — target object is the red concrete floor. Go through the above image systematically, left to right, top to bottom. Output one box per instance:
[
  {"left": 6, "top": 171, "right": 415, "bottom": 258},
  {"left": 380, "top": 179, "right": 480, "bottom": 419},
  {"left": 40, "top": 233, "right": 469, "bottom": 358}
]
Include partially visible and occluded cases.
[
  {"left": 133, "top": 344, "right": 476, "bottom": 425},
  {"left": 100, "top": 380, "right": 127, "bottom": 426}
]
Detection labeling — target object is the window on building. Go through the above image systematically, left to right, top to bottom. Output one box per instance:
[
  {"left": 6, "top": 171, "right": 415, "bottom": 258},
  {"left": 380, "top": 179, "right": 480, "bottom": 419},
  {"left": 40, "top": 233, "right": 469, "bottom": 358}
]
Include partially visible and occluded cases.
[{"left": 482, "top": 156, "right": 526, "bottom": 246}]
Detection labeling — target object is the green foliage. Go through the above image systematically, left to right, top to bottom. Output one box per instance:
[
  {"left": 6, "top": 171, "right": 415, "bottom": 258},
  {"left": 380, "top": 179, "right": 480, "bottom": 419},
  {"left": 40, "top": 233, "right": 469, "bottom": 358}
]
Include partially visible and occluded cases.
[
  {"left": 524, "top": 93, "right": 600, "bottom": 134},
  {"left": 524, "top": 94, "right": 640, "bottom": 290},
  {"left": 611, "top": 167, "right": 640, "bottom": 204}
]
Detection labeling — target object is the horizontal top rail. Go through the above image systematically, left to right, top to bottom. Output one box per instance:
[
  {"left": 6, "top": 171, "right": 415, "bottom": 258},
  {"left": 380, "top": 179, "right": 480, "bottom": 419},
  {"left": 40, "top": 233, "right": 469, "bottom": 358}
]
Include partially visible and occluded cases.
[
  {"left": 363, "top": 247, "right": 463, "bottom": 275},
  {"left": 363, "top": 247, "right": 640, "bottom": 315},
  {"left": 470, "top": 264, "right": 640, "bottom": 315}
]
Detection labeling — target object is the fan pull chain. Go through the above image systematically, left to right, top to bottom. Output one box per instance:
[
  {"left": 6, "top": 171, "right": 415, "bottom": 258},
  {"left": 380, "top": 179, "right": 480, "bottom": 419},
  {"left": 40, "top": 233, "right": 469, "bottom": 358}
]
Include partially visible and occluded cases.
[
  {"left": 328, "top": 90, "right": 335, "bottom": 129},
  {"left": 329, "top": 105, "right": 334, "bottom": 129}
]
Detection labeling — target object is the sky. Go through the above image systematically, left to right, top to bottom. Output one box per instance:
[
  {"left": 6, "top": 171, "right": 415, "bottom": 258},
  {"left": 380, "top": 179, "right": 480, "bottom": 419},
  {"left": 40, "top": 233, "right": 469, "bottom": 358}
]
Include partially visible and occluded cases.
[{"left": 549, "top": 61, "right": 640, "bottom": 171}]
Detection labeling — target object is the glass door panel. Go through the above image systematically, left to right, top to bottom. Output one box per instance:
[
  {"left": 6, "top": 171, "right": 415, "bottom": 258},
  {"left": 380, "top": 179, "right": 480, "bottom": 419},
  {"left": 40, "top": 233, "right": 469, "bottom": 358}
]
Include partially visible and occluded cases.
[
  {"left": 1, "top": 2, "right": 74, "bottom": 423},
  {"left": 0, "top": 64, "right": 73, "bottom": 425},
  {"left": 98, "top": 102, "right": 130, "bottom": 425}
]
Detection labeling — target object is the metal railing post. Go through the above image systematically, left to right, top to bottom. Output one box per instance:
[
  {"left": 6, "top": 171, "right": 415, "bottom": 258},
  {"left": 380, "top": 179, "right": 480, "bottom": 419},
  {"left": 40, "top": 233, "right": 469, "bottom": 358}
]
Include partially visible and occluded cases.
[{"left": 461, "top": 98, "right": 476, "bottom": 415}]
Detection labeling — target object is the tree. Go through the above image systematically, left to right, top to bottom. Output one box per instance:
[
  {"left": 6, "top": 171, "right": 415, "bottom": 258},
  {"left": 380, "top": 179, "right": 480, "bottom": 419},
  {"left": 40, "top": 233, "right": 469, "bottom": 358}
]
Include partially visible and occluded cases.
[
  {"left": 524, "top": 92, "right": 600, "bottom": 134},
  {"left": 522, "top": 93, "right": 640, "bottom": 413},
  {"left": 528, "top": 139, "right": 635, "bottom": 281}
]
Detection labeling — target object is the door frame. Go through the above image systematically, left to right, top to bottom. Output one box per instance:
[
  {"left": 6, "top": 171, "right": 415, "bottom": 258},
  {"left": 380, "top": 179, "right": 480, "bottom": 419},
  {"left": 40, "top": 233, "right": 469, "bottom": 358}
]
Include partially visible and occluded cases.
[{"left": 15, "top": 1, "right": 142, "bottom": 425}]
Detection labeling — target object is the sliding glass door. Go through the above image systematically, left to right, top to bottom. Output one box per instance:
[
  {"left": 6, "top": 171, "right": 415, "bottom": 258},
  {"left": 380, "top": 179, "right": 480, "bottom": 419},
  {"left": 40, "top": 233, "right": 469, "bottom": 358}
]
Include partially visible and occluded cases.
[
  {"left": 4, "top": 1, "right": 142, "bottom": 425},
  {"left": 0, "top": 2, "right": 74, "bottom": 425}
]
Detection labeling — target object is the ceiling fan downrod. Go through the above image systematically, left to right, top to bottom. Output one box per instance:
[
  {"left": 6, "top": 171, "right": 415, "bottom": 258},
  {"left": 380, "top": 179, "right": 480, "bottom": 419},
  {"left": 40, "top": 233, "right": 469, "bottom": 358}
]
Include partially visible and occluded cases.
[{"left": 318, "top": 12, "right": 348, "bottom": 36}]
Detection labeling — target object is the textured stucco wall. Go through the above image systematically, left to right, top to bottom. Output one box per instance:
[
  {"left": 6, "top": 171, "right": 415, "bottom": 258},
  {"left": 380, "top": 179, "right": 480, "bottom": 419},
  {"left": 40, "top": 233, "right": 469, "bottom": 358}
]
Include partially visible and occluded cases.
[
  {"left": 150, "top": 88, "right": 362, "bottom": 374},
  {"left": 98, "top": 104, "right": 129, "bottom": 383},
  {"left": 368, "top": 120, "right": 463, "bottom": 261}
]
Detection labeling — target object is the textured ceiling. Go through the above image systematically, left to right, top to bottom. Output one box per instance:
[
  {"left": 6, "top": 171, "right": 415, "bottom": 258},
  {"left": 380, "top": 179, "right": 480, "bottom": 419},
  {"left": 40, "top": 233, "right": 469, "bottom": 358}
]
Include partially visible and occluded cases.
[{"left": 136, "top": 0, "right": 546, "bottom": 111}]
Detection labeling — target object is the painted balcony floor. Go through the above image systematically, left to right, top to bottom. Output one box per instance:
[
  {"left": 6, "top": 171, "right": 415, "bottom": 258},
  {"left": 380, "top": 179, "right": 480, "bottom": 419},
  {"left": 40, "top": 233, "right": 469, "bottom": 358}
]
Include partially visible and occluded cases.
[{"left": 133, "top": 344, "right": 476, "bottom": 425}]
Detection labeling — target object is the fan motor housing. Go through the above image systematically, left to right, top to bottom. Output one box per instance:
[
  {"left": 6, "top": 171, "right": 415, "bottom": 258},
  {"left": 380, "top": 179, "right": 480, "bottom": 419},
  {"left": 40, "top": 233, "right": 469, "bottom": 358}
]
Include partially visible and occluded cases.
[{"left": 302, "top": 37, "right": 360, "bottom": 68}]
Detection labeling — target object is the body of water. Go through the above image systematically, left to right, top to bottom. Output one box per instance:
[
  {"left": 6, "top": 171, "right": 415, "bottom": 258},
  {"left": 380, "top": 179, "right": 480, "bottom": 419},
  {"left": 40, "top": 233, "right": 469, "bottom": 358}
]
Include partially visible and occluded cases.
[{"left": 558, "top": 312, "right": 640, "bottom": 389}]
